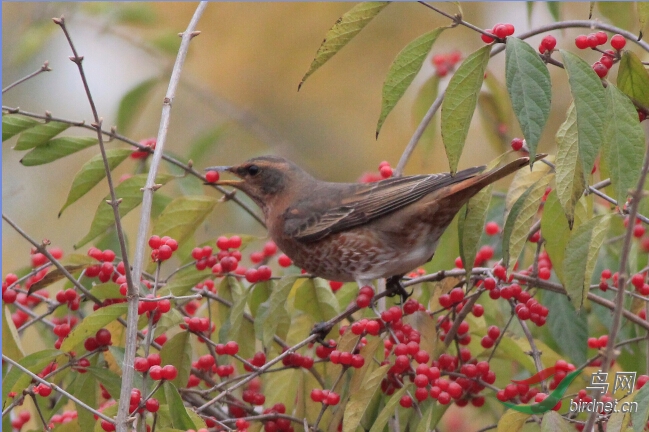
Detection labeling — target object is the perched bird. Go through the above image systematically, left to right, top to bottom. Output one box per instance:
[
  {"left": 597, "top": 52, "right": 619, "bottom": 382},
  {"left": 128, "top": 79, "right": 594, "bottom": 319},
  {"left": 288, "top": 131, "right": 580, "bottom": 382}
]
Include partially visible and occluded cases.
[{"left": 206, "top": 155, "right": 537, "bottom": 294}]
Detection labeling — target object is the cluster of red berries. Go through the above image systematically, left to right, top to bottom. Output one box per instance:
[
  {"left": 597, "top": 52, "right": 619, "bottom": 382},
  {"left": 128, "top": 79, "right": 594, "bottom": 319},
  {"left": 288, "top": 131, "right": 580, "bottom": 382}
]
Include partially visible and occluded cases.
[
  {"left": 481, "top": 23, "right": 515, "bottom": 43},
  {"left": 574, "top": 32, "right": 626, "bottom": 78},
  {"left": 537, "top": 35, "right": 557, "bottom": 54},
  {"left": 431, "top": 51, "right": 462, "bottom": 77},
  {"left": 130, "top": 137, "right": 156, "bottom": 159},
  {"left": 358, "top": 161, "right": 393, "bottom": 183},
  {"left": 205, "top": 169, "right": 220, "bottom": 183},
  {"left": 626, "top": 216, "right": 646, "bottom": 238},
  {"left": 149, "top": 235, "right": 179, "bottom": 262},
  {"left": 631, "top": 272, "right": 649, "bottom": 296},
  {"left": 355, "top": 285, "right": 375, "bottom": 308},
  {"left": 137, "top": 294, "right": 171, "bottom": 318},
  {"left": 181, "top": 315, "right": 215, "bottom": 335},
  {"left": 83, "top": 328, "right": 112, "bottom": 352},
  {"left": 587, "top": 334, "right": 609, "bottom": 349},
  {"left": 329, "top": 349, "right": 365, "bottom": 368},
  {"left": 244, "top": 351, "right": 267, "bottom": 371},
  {"left": 282, "top": 351, "right": 315, "bottom": 369},
  {"left": 133, "top": 352, "right": 161, "bottom": 372},
  {"left": 144, "top": 363, "right": 179, "bottom": 381},
  {"left": 310, "top": 388, "right": 341, "bottom": 406},
  {"left": 259, "top": 403, "right": 292, "bottom": 432},
  {"left": 10, "top": 411, "right": 31, "bottom": 431},
  {"left": 48, "top": 411, "right": 77, "bottom": 429}
]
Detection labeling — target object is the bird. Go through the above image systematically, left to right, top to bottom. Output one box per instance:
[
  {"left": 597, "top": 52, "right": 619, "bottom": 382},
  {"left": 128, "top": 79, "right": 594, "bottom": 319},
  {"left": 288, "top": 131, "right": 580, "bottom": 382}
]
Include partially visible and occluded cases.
[{"left": 206, "top": 154, "right": 541, "bottom": 298}]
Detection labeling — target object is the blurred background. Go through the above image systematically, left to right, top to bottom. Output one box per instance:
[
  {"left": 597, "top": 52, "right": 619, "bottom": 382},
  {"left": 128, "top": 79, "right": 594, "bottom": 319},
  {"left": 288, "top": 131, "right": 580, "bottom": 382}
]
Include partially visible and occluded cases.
[{"left": 2, "top": 3, "right": 647, "bottom": 431}]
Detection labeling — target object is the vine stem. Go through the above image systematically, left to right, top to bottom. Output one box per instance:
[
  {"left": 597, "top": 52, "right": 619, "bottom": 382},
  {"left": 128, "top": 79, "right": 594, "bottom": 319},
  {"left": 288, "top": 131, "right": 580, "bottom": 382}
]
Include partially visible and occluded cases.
[
  {"left": 117, "top": 3, "right": 207, "bottom": 431},
  {"left": 395, "top": 17, "right": 649, "bottom": 175}
]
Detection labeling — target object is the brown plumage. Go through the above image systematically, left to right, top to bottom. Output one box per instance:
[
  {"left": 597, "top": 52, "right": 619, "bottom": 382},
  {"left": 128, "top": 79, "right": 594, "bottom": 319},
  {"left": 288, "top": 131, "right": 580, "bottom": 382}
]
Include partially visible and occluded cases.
[{"left": 207, "top": 155, "right": 537, "bottom": 289}]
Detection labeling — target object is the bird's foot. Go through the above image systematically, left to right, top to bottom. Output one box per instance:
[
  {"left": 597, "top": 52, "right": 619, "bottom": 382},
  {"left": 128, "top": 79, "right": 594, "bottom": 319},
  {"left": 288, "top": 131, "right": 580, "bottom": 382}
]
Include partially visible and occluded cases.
[
  {"left": 386, "top": 275, "right": 412, "bottom": 304},
  {"left": 310, "top": 321, "right": 335, "bottom": 346}
]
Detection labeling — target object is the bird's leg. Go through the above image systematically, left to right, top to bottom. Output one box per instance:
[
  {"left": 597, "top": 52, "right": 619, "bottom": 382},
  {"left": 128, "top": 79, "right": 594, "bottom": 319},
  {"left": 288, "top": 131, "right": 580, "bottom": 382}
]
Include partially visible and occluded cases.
[
  {"left": 386, "top": 274, "right": 412, "bottom": 303},
  {"left": 310, "top": 321, "right": 335, "bottom": 346}
]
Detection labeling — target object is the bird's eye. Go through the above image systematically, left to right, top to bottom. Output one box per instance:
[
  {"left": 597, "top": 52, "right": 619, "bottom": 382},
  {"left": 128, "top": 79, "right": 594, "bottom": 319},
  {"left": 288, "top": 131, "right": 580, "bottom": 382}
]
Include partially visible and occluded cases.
[{"left": 247, "top": 165, "right": 260, "bottom": 176}]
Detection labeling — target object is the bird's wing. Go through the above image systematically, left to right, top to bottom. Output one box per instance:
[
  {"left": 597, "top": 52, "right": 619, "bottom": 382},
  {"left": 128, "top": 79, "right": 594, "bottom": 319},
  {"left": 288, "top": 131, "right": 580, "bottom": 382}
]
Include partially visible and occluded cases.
[{"left": 284, "top": 167, "right": 484, "bottom": 242}]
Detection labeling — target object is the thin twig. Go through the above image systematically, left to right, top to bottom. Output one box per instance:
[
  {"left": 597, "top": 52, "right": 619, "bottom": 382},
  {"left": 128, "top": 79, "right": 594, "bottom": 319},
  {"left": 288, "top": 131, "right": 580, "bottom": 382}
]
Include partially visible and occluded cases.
[
  {"left": 116, "top": 4, "right": 207, "bottom": 432},
  {"left": 2, "top": 61, "right": 51, "bottom": 94}
]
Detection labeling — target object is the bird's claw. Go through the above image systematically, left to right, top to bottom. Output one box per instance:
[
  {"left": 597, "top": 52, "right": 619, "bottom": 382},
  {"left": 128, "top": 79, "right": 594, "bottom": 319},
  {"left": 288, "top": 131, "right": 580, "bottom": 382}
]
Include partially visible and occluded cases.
[
  {"left": 386, "top": 275, "right": 413, "bottom": 303},
  {"left": 310, "top": 321, "right": 334, "bottom": 346}
]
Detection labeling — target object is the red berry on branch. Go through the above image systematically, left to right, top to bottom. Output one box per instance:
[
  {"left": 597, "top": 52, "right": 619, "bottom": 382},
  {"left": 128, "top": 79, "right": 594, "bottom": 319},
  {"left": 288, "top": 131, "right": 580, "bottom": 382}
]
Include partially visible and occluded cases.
[
  {"left": 481, "top": 31, "right": 495, "bottom": 44},
  {"left": 595, "top": 31, "right": 608, "bottom": 45},
  {"left": 610, "top": 34, "right": 626, "bottom": 50},
  {"left": 542, "top": 35, "right": 557, "bottom": 51},
  {"left": 575, "top": 35, "right": 589, "bottom": 49},
  {"left": 599, "top": 55, "right": 614, "bottom": 69},
  {"left": 592, "top": 62, "right": 608, "bottom": 78},
  {"left": 510, "top": 137, "right": 524, "bottom": 151},
  {"left": 205, "top": 170, "right": 220, "bottom": 183},
  {"left": 485, "top": 221, "right": 500, "bottom": 235}
]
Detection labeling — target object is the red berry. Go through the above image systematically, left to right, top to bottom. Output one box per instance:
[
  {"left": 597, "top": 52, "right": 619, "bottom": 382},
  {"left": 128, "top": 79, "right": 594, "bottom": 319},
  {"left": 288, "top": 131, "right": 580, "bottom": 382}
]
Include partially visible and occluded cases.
[
  {"left": 503, "top": 23, "right": 515, "bottom": 36},
  {"left": 493, "top": 24, "right": 508, "bottom": 39},
  {"left": 481, "top": 31, "right": 495, "bottom": 44},
  {"left": 595, "top": 31, "right": 608, "bottom": 45},
  {"left": 587, "top": 34, "right": 599, "bottom": 48},
  {"left": 611, "top": 34, "right": 626, "bottom": 50},
  {"left": 541, "top": 35, "right": 557, "bottom": 51},
  {"left": 575, "top": 35, "right": 589, "bottom": 49},
  {"left": 600, "top": 55, "right": 614, "bottom": 69},
  {"left": 593, "top": 62, "right": 608, "bottom": 78},
  {"left": 511, "top": 137, "right": 524, "bottom": 151},
  {"left": 379, "top": 165, "right": 393, "bottom": 179},
  {"left": 205, "top": 171, "right": 220, "bottom": 183},
  {"left": 485, "top": 221, "right": 500, "bottom": 236},
  {"left": 633, "top": 224, "right": 645, "bottom": 238},
  {"left": 148, "top": 235, "right": 162, "bottom": 249},
  {"left": 157, "top": 245, "right": 173, "bottom": 261},
  {"left": 278, "top": 254, "right": 292, "bottom": 267},
  {"left": 257, "top": 265, "right": 272, "bottom": 281},
  {"left": 245, "top": 268, "right": 259, "bottom": 283},
  {"left": 601, "top": 269, "right": 612, "bottom": 279},
  {"left": 632, "top": 273, "right": 645, "bottom": 289},
  {"left": 483, "top": 278, "right": 496, "bottom": 290},
  {"left": 449, "top": 287, "right": 464, "bottom": 303},
  {"left": 356, "top": 294, "right": 371, "bottom": 308},
  {"left": 472, "top": 303, "right": 484, "bottom": 317},
  {"left": 487, "top": 325, "right": 500, "bottom": 340},
  {"left": 95, "top": 328, "right": 112, "bottom": 346},
  {"left": 481, "top": 336, "right": 494, "bottom": 349},
  {"left": 225, "top": 341, "right": 239, "bottom": 356},
  {"left": 134, "top": 357, "right": 150, "bottom": 372},
  {"left": 149, "top": 365, "right": 163, "bottom": 380},
  {"left": 162, "top": 365, "right": 178, "bottom": 380},
  {"left": 310, "top": 389, "right": 324, "bottom": 402},
  {"left": 325, "top": 392, "right": 340, "bottom": 406},
  {"left": 399, "top": 395, "right": 413, "bottom": 408},
  {"left": 145, "top": 398, "right": 160, "bottom": 412},
  {"left": 101, "top": 420, "right": 116, "bottom": 431}
]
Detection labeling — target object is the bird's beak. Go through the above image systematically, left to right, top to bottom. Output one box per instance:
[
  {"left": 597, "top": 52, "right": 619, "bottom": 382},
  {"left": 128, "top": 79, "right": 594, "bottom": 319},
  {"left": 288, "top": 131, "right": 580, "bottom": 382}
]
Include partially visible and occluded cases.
[{"left": 204, "top": 166, "right": 243, "bottom": 186}]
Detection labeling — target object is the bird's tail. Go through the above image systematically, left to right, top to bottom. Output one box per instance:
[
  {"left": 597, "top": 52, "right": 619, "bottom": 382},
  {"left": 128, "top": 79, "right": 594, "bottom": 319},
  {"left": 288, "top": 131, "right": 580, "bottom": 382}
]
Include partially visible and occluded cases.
[{"left": 472, "top": 154, "right": 547, "bottom": 191}]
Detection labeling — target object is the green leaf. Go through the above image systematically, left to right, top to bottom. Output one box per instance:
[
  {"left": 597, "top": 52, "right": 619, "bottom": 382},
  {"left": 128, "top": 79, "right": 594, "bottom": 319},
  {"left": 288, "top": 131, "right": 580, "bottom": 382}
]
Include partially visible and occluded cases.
[
  {"left": 299, "top": 2, "right": 390, "bottom": 89},
  {"left": 376, "top": 27, "right": 446, "bottom": 137},
  {"left": 150, "top": 32, "right": 182, "bottom": 55},
  {"left": 505, "top": 37, "right": 551, "bottom": 165},
  {"left": 441, "top": 44, "right": 492, "bottom": 173},
  {"left": 560, "top": 49, "right": 607, "bottom": 179},
  {"left": 617, "top": 51, "right": 649, "bottom": 108},
  {"left": 478, "top": 73, "right": 514, "bottom": 153},
  {"left": 116, "top": 78, "right": 158, "bottom": 134},
  {"left": 603, "top": 84, "right": 646, "bottom": 207},
  {"left": 555, "top": 103, "right": 585, "bottom": 227},
  {"left": 2, "top": 115, "right": 39, "bottom": 142},
  {"left": 14, "top": 121, "right": 69, "bottom": 150},
  {"left": 187, "top": 126, "right": 226, "bottom": 163},
  {"left": 20, "top": 137, "right": 98, "bottom": 166},
  {"left": 59, "top": 149, "right": 132, "bottom": 216},
  {"left": 75, "top": 174, "right": 173, "bottom": 248},
  {"left": 503, "top": 175, "right": 552, "bottom": 271},
  {"left": 459, "top": 184, "right": 493, "bottom": 270},
  {"left": 541, "top": 191, "right": 588, "bottom": 283},
  {"left": 151, "top": 196, "right": 218, "bottom": 247},
  {"left": 564, "top": 214, "right": 610, "bottom": 310},
  {"left": 27, "top": 264, "right": 87, "bottom": 294},
  {"left": 159, "top": 266, "right": 210, "bottom": 297},
  {"left": 254, "top": 276, "right": 298, "bottom": 347},
  {"left": 218, "top": 277, "right": 255, "bottom": 358},
  {"left": 294, "top": 278, "right": 340, "bottom": 323},
  {"left": 248, "top": 281, "right": 271, "bottom": 317},
  {"left": 88, "top": 283, "right": 122, "bottom": 301},
  {"left": 544, "top": 290, "right": 587, "bottom": 365},
  {"left": 61, "top": 303, "right": 128, "bottom": 351},
  {"left": 3, "top": 306, "right": 24, "bottom": 360},
  {"left": 160, "top": 331, "right": 192, "bottom": 389},
  {"left": 3, "top": 349, "right": 61, "bottom": 404},
  {"left": 343, "top": 364, "right": 389, "bottom": 432},
  {"left": 85, "top": 367, "right": 122, "bottom": 399},
  {"left": 70, "top": 368, "right": 96, "bottom": 432},
  {"left": 163, "top": 381, "right": 196, "bottom": 430},
  {"left": 631, "top": 381, "right": 649, "bottom": 432},
  {"left": 369, "top": 384, "right": 411, "bottom": 432},
  {"left": 497, "top": 410, "right": 531, "bottom": 432},
  {"left": 541, "top": 411, "right": 572, "bottom": 432}
]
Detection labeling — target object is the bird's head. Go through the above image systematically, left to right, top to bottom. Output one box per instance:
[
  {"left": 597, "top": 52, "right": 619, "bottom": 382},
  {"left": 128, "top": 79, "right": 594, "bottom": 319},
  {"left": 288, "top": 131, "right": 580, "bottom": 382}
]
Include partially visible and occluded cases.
[{"left": 206, "top": 155, "right": 311, "bottom": 211}]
